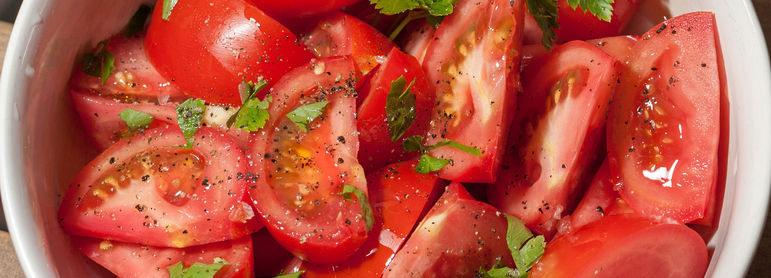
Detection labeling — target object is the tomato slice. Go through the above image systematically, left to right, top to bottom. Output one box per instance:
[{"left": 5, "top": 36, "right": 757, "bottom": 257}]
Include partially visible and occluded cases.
[
  {"left": 145, "top": 0, "right": 314, "bottom": 106},
  {"left": 246, "top": 0, "right": 359, "bottom": 19},
  {"left": 422, "top": 0, "right": 524, "bottom": 183},
  {"left": 301, "top": 12, "right": 395, "bottom": 75},
  {"left": 607, "top": 12, "right": 721, "bottom": 223},
  {"left": 398, "top": 20, "right": 435, "bottom": 63},
  {"left": 69, "top": 32, "right": 188, "bottom": 101},
  {"left": 587, "top": 35, "right": 638, "bottom": 63},
  {"left": 488, "top": 41, "right": 620, "bottom": 236},
  {"left": 357, "top": 47, "right": 434, "bottom": 171},
  {"left": 247, "top": 57, "right": 368, "bottom": 264},
  {"left": 59, "top": 126, "right": 261, "bottom": 247},
  {"left": 295, "top": 160, "right": 443, "bottom": 277},
  {"left": 556, "top": 160, "right": 621, "bottom": 235},
  {"left": 384, "top": 183, "right": 513, "bottom": 277},
  {"left": 530, "top": 214, "right": 708, "bottom": 278},
  {"left": 73, "top": 235, "right": 253, "bottom": 278}
]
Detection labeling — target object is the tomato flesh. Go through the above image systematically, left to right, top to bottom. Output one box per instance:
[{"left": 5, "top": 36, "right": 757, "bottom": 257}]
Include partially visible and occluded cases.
[
  {"left": 145, "top": 0, "right": 314, "bottom": 106},
  {"left": 247, "top": 0, "right": 359, "bottom": 19},
  {"left": 422, "top": 0, "right": 525, "bottom": 183},
  {"left": 607, "top": 12, "right": 721, "bottom": 223},
  {"left": 489, "top": 41, "right": 620, "bottom": 236},
  {"left": 530, "top": 214, "right": 708, "bottom": 278}
]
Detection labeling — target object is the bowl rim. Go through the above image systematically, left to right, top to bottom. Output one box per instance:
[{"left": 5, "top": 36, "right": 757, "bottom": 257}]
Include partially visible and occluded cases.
[{"left": 1, "top": 0, "right": 770, "bottom": 277}]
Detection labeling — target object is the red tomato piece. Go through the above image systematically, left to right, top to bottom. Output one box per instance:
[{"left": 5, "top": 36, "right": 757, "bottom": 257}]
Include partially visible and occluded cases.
[
  {"left": 145, "top": 0, "right": 314, "bottom": 106},
  {"left": 246, "top": 0, "right": 359, "bottom": 19},
  {"left": 422, "top": 0, "right": 525, "bottom": 183},
  {"left": 555, "top": 0, "right": 642, "bottom": 42},
  {"left": 301, "top": 12, "right": 395, "bottom": 75},
  {"left": 607, "top": 12, "right": 721, "bottom": 223},
  {"left": 398, "top": 20, "right": 435, "bottom": 63},
  {"left": 70, "top": 32, "right": 188, "bottom": 101},
  {"left": 587, "top": 35, "right": 638, "bottom": 63},
  {"left": 488, "top": 41, "right": 620, "bottom": 236},
  {"left": 357, "top": 47, "right": 434, "bottom": 171},
  {"left": 247, "top": 57, "right": 368, "bottom": 264},
  {"left": 59, "top": 126, "right": 261, "bottom": 247},
  {"left": 295, "top": 160, "right": 443, "bottom": 277},
  {"left": 556, "top": 160, "right": 620, "bottom": 235},
  {"left": 384, "top": 183, "right": 513, "bottom": 277},
  {"left": 530, "top": 214, "right": 708, "bottom": 278},
  {"left": 252, "top": 229, "right": 296, "bottom": 277},
  {"left": 73, "top": 235, "right": 253, "bottom": 278}
]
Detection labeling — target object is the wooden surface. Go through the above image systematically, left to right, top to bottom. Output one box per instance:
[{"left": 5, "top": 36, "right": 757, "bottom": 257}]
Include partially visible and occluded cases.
[{"left": 0, "top": 2, "right": 770, "bottom": 277}]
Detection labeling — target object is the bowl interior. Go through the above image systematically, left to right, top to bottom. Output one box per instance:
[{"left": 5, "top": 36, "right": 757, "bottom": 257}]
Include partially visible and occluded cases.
[{"left": 1, "top": 0, "right": 769, "bottom": 277}]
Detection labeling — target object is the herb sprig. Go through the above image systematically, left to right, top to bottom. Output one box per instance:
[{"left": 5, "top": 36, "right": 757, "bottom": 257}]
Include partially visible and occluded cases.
[
  {"left": 369, "top": 0, "right": 459, "bottom": 39},
  {"left": 527, "top": 0, "right": 615, "bottom": 49},
  {"left": 81, "top": 40, "right": 115, "bottom": 85},
  {"left": 386, "top": 76, "right": 417, "bottom": 142},
  {"left": 227, "top": 80, "right": 271, "bottom": 132},
  {"left": 175, "top": 98, "right": 206, "bottom": 149}
]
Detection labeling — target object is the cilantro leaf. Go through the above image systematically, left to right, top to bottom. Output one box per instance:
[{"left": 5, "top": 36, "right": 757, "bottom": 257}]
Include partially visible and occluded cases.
[
  {"left": 162, "top": 0, "right": 178, "bottom": 21},
  {"left": 526, "top": 0, "right": 559, "bottom": 49},
  {"left": 566, "top": 0, "right": 614, "bottom": 22},
  {"left": 123, "top": 4, "right": 152, "bottom": 38},
  {"left": 81, "top": 40, "right": 115, "bottom": 85},
  {"left": 385, "top": 76, "right": 417, "bottom": 142},
  {"left": 227, "top": 80, "right": 271, "bottom": 131},
  {"left": 175, "top": 98, "right": 206, "bottom": 149},
  {"left": 287, "top": 101, "right": 329, "bottom": 132},
  {"left": 118, "top": 109, "right": 154, "bottom": 136},
  {"left": 414, "top": 153, "right": 449, "bottom": 174},
  {"left": 341, "top": 185, "right": 375, "bottom": 231},
  {"left": 167, "top": 258, "right": 228, "bottom": 278},
  {"left": 274, "top": 270, "right": 305, "bottom": 278}
]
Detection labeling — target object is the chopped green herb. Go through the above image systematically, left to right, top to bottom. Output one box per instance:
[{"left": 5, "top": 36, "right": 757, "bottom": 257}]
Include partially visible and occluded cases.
[
  {"left": 162, "top": 0, "right": 179, "bottom": 21},
  {"left": 370, "top": 0, "right": 458, "bottom": 39},
  {"left": 526, "top": 0, "right": 615, "bottom": 49},
  {"left": 566, "top": 0, "right": 615, "bottom": 22},
  {"left": 123, "top": 4, "right": 152, "bottom": 38},
  {"left": 81, "top": 40, "right": 115, "bottom": 85},
  {"left": 385, "top": 76, "right": 417, "bottom": 142},
  {"left": 227, "top": 80, "right": 271, "bottom": 131},
  {"left": 175, "top": 98, "right": 206, "bottom": 149},
  {"left": 286, "top": 101, "right": 329, "bottom": 132},
  {"left": 118, "top": 109, "right": 154, "bottom": 136},
  {"left": 402, "top": 135, "right": 480, "bottom": 173},
  {"left": 402, "top": 135, "right": 425, "bottom": 152},
  {"left": 426, "top": 139, "right": 482, "bottom": 156},
  {"left": 414, "top": 153, "right": 449, "bottom": 174},
  {"left": 341, "top": 185, "right": 375, "bottom": 231},
  {"left": 505, "top": 214, "right": 546, "bottom": 275},
  {"left": 167, "top": 258, "right": 228, "bottom": 278},
  {"left": 477, "top": 260, "right": 526, "bottom": 278},
  {"left": 274, "top": 270, "right": 305, "bottom": 278}
]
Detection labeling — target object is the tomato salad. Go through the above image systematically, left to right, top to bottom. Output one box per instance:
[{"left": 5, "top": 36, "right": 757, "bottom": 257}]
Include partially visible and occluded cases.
[{"left": 59, "top": 0, "right": 722, "bottom": 277}]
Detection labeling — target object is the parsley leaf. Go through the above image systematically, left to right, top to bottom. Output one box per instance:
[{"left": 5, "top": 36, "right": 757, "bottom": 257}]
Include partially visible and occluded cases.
[
  {"left": 162, "top": 0, "right": 179, "bottom": 21},
  {"left": 370, "top": 0, "right": 458, "bottom": 39},
  {"left": 526, "top": 0, "right": 559, "bottom": 49},
  {"left": 566, "top": 0, "right": 614, "bottom": 22},
  {"left": 123, "top": 4, "right": 152, "bottom": 38},
  {"left": 81, "top": 40, "right": 115, "bottom": 85},
  {"left": 385, "top": 76, "right": 417, "bottom": 142},
  {"left": 227, "top": 80, "right": 271, "bottom": 131},
  {"left": 175, "top": 98, "right": 206, "bottom": 149},
  {"left": 287, "top": 101, "right": 329, "bottom": 132},
  {"left": 118, "top": 109, "right": 154, "bottom": 136},
  {"left": 414, "top": 153, "right": 449, "bottom": 174},
  {"left": 341, "top": 185, "right": 375, "bottom": 231},
  {"left": 167, "top": 258, "right": 228, "bottom": 278},
  {"left": 274, "top": 270, "right": 305, "bottom": 278}
]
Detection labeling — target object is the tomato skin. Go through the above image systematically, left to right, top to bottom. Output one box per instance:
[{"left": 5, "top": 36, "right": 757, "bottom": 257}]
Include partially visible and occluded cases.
[
  {"left": 145, "top": 0, "right": 314, "bottom": 106},
  {"left": 246, "top": 0, "right": 359, "bottom": 19},
  {"left": 422, "top": 0, "right": 525, "bottom": 183},
  {"left": 554, "top": 0, "right": 642, "bottom": 41},
  {"left": 301, "top": 12, "right": 395, "bottom": 75},
  {"left": 607, "top": 12, "right": 721, "bottom": 223},
  {"left": 398, "top": 20, "right": 435, "bottom": 63},
  {"left": 488, "top": 41, "right": 620, "bottom": 236},
  {"left": 357, "top": 47, "right": 434, "bottom": 171},
  {"left": 247, "top": 57, "right": 368, "bottom": 264},
  {"left": 59, "top": 126, "right": 260, "bottom": 247},
  {"left": 295, "top": 160, "right": 444, "bottom": 277},
  {"left": 556, "top": 160, "right": 619, "bottom": 235},
  {"left": 384, "top": 183, "right": 513, "bottom": 277},
  {"left": 530, "top": 214, "right": 708, "bottom": 278},
  {"left": 73, "top": 235, "right": 254, "bottom": 278}
]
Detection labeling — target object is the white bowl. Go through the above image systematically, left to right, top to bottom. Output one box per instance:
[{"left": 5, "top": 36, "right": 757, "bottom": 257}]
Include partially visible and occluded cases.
[{"left": 1, "top": 0, "right": 769, "bottom": 277}]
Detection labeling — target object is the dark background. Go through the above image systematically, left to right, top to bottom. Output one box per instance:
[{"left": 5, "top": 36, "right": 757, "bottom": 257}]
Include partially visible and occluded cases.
[{"left": 0, "top": 0, "right": 770, "bottom": 276}]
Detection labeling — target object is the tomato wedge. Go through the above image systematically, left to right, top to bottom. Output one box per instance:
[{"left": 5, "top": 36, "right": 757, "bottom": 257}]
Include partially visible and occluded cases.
[
  {"left": 145, "top": 0, "right": 313, "bottom": 106},
  {"left": 247, "top": 0, "right": 359, "bottom": 19},
  {"left": 422, "top": 0, "right": 524, "bottom": 183},
  {"left": 301, "top": 12, "right": 396, "bottom": 75},
  {"left": 607, "top": 12, "right": 721, "bottom": 223},
  {"left": 399, "top": 20, "right": 435, "bottom": 63},
  {"left": 488, "top": 41, "right": 620, "bottom": 236},
  {"left": 357, "top": 47, "right": 434, "bottom": 171},
  {"left": 247, "top": 57, "right": 368, "bottom": 264},
  {"left": 59, "top": 126, "right": 260, "bottom": 247},
  {"left": 295, "top": 160, "right": 443, "bottom": 277},
  {"left": 556, "top": 160, "right": 622, "bottom": 235},
  {"left": 384, "top": 183, "right": 513, "bottom": 277},
  {"left": 530, "top": 214, "right": 708, "bottom": 278},
  {"left": 252, "top": 229, "right": 296, "bottom": 277},
  {"left": 73, "top": 235, "right": 253, "bottom": 278}
]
